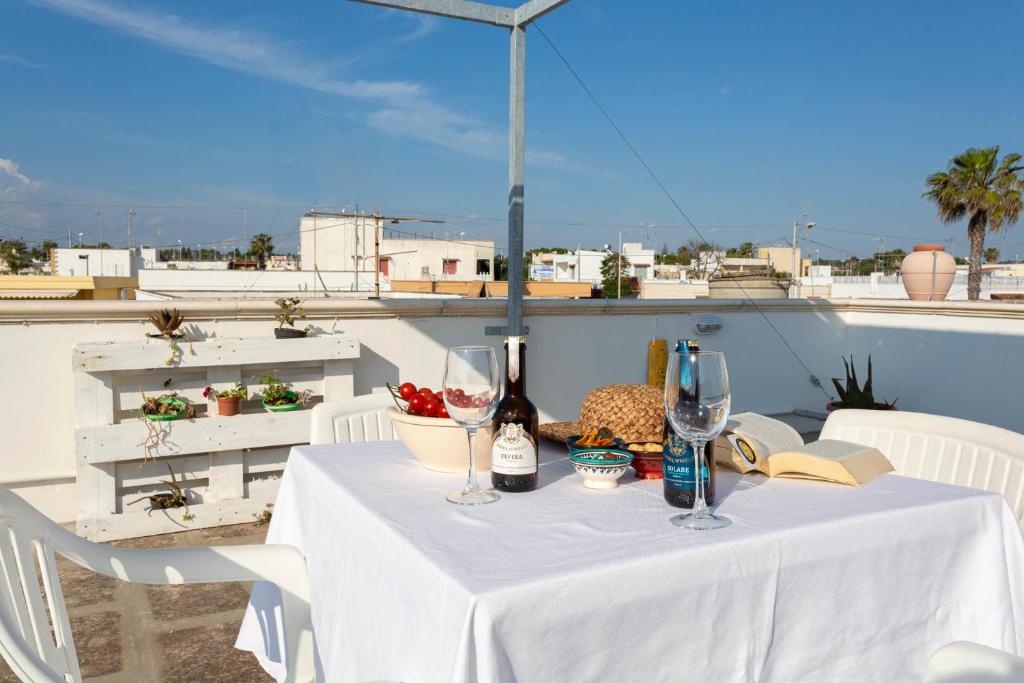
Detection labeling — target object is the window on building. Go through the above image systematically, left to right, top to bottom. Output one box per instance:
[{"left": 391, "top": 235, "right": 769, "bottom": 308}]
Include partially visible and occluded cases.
[
  {"left": 378, "top": 257, "right": 389, "bottom": 277},
  {"left": 443, "top": 259, "right": 458, "bottom": 275},
  {"left": 476, "top": 259, "right": 490, "bottom": 275}
]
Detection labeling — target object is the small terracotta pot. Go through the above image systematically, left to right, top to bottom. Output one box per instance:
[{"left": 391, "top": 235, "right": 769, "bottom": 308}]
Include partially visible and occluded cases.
[
  {"left": 217, "top": 396, "right": 241, "bottom": 416},
  {"left": 826, "top": 401, "right": 897, "bottom": 413}
]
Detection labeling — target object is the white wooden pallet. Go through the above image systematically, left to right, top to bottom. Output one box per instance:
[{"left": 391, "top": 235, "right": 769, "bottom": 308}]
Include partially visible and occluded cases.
[{"left": 72, "top": 335, "right": 359, "bottom": 540}]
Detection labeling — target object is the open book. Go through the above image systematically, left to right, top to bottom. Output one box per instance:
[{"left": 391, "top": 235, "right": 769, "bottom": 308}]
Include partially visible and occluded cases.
[{"left": 713, "top": 413, "right": 894, "bottom": 486}]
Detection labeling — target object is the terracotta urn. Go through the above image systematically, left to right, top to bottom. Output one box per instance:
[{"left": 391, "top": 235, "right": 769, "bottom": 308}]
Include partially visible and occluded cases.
[{"left": 901, "top": 245, "right": 956, "bottom": 301}]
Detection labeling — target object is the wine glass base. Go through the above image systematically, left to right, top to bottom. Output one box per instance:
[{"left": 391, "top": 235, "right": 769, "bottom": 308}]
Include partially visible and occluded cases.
[
  {"left": 446, "top": 488, "right": 500, "bottom": 506},
  {"left": 670, "top": 511, "right": 731, "bottom": 530}
]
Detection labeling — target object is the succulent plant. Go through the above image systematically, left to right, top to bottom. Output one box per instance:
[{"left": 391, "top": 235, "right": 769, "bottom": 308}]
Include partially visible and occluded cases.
[
  {"left": 274, "top": 297, "right": 306, "bottom": 329},
  {"left": 148, "top": 308, "right": 184, "bottom": 338},
  {"left": 831, "top": 355, "right": 896, "bottom": 409}
]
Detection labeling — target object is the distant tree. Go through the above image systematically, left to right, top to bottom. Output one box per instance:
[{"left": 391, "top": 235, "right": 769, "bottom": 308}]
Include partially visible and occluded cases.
[
  {"left": 924, "top": 146, "right": 1023, "bottom": 300},
  {"left": 248, "top": 233, "right": 274, "bottom": 266},
  {"left": 0, "top": 239, "right": 31, "bottom": 274},
  {"left": 28, "top": 239, "right": 57, "bottom": 261},
  {"left": 684, "top": 239, "right": 721, "bottom": 280},
  {"left": 726, "top": 241, "right": 755, "bottom": 258},
  {"left": 985, "top": 247, "right": 1000, "bottom": 263},
  {"left": 600, "top": 252, "right": 632, "bottom": 298},
  {"left": 493, "top": 254, "right": 508, "bottom": 281}
]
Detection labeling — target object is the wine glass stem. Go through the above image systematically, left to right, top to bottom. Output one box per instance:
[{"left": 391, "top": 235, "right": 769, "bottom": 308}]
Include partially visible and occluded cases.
[
  {"left": 464, "top": 427, "right": 481, "bottom": 492},
  {"left": 692, "top": 440, "right": 709, "bottom": 516}
]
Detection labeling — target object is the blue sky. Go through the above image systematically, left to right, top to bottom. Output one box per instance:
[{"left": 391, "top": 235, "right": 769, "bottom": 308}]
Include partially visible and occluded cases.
[{"left": 2, "top": 0, "right": 1023, "bottom": 259}]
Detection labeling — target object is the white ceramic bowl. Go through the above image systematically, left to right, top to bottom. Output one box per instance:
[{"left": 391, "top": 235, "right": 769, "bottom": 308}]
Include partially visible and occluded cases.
[
  {"left": 388, "top": 407, "right": 492, "bottom": 473},
  {"left": 568, "top": 450, "right": 634, "bottom": 490}
]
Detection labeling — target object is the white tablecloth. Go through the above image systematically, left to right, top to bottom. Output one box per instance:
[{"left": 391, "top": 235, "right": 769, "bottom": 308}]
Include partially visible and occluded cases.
[{"left": 236, "top": 441, "right": 1024, "bottom": 683}]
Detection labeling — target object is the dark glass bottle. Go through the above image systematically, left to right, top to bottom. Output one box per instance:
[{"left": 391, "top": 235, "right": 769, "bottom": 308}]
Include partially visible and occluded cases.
[
  {"left": 491, "top": 337, "right": 539, "bottom": 492},
  {"left": 663, "top": 339, "right": 716, "bottom": 508}
]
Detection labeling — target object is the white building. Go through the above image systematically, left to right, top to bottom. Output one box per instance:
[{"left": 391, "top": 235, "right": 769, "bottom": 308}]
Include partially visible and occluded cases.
[
  {"left": 298, "top": 214, "right": 494, "bottom": 281},
  {"left": 621, "top": 242, "right": 655, "bottom": 280},
  {"left": 530, "top": 243, "right": 655, "bottom": 286},
  {"left": 53, "top": 247, "right": 144, "bottom": 277},
  {"left": 530, "top": 249, "right": 606, "bottom": 285}
]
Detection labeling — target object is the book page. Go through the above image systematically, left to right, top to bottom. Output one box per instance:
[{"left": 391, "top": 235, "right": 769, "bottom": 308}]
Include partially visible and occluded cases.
[
  {"left": 727, "top": 413, "right": 804, "bottom": 454},
  {"left": 767, "top": 439, "right": 894, "bottom": 485}
]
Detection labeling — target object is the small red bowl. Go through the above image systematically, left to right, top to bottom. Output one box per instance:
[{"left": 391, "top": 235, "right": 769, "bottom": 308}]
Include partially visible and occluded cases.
[{"left": 630, "top": 451, "right": 664, "bottom": 479}]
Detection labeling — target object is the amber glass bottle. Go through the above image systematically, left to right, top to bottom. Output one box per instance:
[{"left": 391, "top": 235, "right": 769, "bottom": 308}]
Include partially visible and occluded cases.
[{"left": 490, "top": 337, "right": 539, "bottom": 492}]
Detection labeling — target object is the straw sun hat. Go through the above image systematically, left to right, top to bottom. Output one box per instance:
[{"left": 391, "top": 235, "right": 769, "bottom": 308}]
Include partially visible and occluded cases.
[{"left": 539, "top": 384, "right": 664, "bottom": 445}]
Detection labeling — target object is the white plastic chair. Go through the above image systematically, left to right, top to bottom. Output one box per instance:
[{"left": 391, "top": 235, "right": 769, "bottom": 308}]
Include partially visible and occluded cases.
[
  {"left": 310, "top": 393, "right": 397, "bottom": 445},
  {"left": 820, "top": 409, "right": 1024, "bottom": 524},
  {"left": 0, "top": 485, "right": 314, "bottom": 683},
  {"left": 925, "top": 641, "right": 1024, "bottom": 682}
]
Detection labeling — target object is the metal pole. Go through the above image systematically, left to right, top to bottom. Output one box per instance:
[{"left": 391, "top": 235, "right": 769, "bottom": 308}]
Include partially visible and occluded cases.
[
  {"left": 507, "top": 23, "right": 526, "bottom": 336},
  {"left": 373, "top": 211, "right": 381, "bottom": 299},
  {"left": 791, "top": 220, "right": 798, "bottom": 290},
  {"left": 617, "top": 231, "right": 622, "bottom": 299}
]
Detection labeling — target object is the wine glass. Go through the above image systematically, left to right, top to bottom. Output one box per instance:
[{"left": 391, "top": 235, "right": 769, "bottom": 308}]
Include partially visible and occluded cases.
[
  {"left": 442, "top": 346, "right": 501, "bottom": 505},
  {"left": 664, "top": 350, "right": 731, "bottom": 529}
]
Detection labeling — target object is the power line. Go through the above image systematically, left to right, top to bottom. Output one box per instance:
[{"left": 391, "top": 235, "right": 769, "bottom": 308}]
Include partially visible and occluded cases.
[{"left": 535, "top": 21, "right": 832, "bottom": 399}]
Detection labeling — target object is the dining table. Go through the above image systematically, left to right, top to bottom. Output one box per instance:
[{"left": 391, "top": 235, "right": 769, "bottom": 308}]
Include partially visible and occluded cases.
[{"left": 235, "top": 439, "right": 1024, "bottom": 683}]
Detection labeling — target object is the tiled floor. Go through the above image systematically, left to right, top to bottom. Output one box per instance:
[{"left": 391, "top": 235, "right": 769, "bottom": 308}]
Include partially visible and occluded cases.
[{"left": 0, "top": 523, "right": 273, "bottom": 683}]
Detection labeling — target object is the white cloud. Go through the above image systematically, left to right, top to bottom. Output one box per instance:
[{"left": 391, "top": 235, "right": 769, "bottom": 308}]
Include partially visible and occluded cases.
[
  {"left": 26, "top": 0, "right": 574, "bottom": 168},
  {"left": 28, "top": 0, "right": 423, "bottom": 102},
  {"left": 0, "top": 54, "right": 45, "bottom": 69},
  {"left": 369, "top": 104, "right": 577, "bottom": 169},
  {"left": 0, "top": 159, "right": 38, "bottom": 198}
]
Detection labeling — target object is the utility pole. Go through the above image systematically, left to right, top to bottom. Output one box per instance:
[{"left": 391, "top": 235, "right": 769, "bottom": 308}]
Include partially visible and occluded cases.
[
  {"left": 127, "top": 209, "right": 136, "bottom": 249},
  {"left": 372, "top": 209, "right": 381, "bottom": 300},
  {"left": 790, "top": 210, "right": 815, "bottom": 295},
  {"left": 95, "top": 211, "right": 103, "bottom": 246},
  {"left": 67, "top": 225, "right": 72, "bottom": 248},
  {"left": 617, "top": 231, "right": 623, "bottom": 299}
]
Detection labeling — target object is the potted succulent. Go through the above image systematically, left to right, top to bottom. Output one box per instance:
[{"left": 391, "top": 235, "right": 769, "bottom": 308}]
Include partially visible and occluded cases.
[
  {"left": 274, "top": 298, "right": 310, "bottom": 339},
  {"left": 828, "top": 355, "right": 897, "bottom": 412},
  {"left": 257, "top": 372, "right": 311, "bottom": 412},
  {"left": 203, "top": 382, "right": 247, "bottom": 416},
  {"left": 140, "top": 392, "right": 192, "bottom": 421}
]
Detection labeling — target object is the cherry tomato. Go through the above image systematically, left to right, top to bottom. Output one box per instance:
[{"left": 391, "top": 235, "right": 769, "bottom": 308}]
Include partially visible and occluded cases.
[
  {"left": 399, "top": 382, "right": 417, "bottom": 400},
  {"left": 418, "top": 387, "right": 434, "bottom": 399},
  {"left": 454, "top": 388, "right": 466, "bottom": 399},
  {"left": 434, "top": 391, "right": 443, "bottom": 402},
  {"left": 408, "top": 394, "right": 426, "bottom": 415},
  {"left": 423, "top": 398, "right": 440, "bottom": 417},
  {"left": 437, "top": 404, "right": 450, "bottom": 419}
]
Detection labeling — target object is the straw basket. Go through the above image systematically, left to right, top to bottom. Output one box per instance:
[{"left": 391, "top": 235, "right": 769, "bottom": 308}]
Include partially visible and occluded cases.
[{"left": 539, "top": 384, "right": 664, "bottom": 444}]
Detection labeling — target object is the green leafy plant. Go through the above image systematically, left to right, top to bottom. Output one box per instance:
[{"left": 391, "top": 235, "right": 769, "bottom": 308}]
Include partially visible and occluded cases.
[
  {"left": 274, "top": 297, "right": 308, "bottom": 330},
  {"left": 830, "top": 355, "right": 896, "bottom": 409},
  {"left": 256, "top": 372, "right": 311, "bottom": 406},
  {"left": 203, "top": 382, "right": 247, "bottom": 400},
  {"left": 139, "top": 391, "right": 193, "bottom": 418},
  {"left": 127, "top": 464, "right": 191, "bottom": 518},
  {"left": 254, "top": 504, "right": 273, "bottom": 526}
]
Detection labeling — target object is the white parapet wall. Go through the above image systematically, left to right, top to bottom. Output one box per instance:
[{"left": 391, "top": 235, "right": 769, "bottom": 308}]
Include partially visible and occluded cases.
[{"left": 0, "top": 297, "right": 1023, "bottom": 526}]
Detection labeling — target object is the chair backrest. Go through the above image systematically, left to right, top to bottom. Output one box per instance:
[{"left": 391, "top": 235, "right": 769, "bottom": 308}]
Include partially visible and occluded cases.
[
  {"left": 310, "top": 393, "right": 397, "bottom": 445},
  {"left": 820, "top": 409, "right": 1024, "bottom": 524},
  {"left": 0, "top": 487, "right": 82, "bottom": 682},
  {"left": 925, "top": 641, "right": 1024, "bottom": 682}
]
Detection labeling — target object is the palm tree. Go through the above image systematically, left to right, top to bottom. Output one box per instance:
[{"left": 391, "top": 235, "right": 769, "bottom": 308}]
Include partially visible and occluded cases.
[
  {"left": 924, "top": 147, "right": 1023, "bottom": 300},
  {"left": 248, "top": 233, "right": 274, "bottom": 267},
  {"left": 985, "top": 247, "right": 1000, "bottom": 263}
]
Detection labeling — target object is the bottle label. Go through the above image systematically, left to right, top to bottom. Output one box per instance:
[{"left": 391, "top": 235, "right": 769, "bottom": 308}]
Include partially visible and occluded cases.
[
  {"left": 491, "top": 422, "right": 537, "bottom": 475},
  {"left": 663, "top": 435, "right": 709, "bottom": 491}
]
